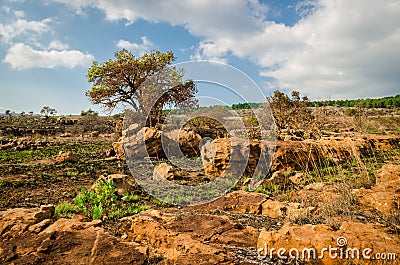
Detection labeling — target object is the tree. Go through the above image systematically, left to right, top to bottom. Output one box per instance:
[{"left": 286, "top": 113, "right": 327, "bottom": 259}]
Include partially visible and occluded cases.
[
  {"left": 86, "top": 49, "right": 198, "bottom": 126},
  {"left": 267, "top": 90, "right": 317, "bottom": 139},
  {"left": 40, "top": 106, "right": 57, "bottom": 117},
  {"left": 81, "top": 108, "right": 98, "bottom": 116},
  {"left": 5, "top": 110, "right": 11, "bottom": 117}
]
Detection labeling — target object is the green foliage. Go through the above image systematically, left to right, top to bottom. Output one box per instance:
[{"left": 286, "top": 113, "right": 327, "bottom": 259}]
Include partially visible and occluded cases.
[
  {"left": 86, "top": 49, "right": 198, "bottom": 125},
  {"left": 313, "top": 94, "right": 400, "bottom": 108},
  {"left": 231, "top": 102, "right": 260, "bottom": 109},
  {"left": 40, "top": 106, "right": 57, "bottom": 117},
  {"left": 80, "top": 108, "right": 98, "bottom": 116},
  {"left": 344, "top": 108, "right": 357, "bottom": 116},
  {"left": 246, "top": 115, "right": 258, "bottom": 126},
  {"left": 0, "top": 142, "right": 111, "bottom": 164},
  {"left": 74, "top": 179, "right": 148, "bottom": 220},
  {"left": 74, "top": 179, "right": 118, "bottom": 220},
  {"left": 255, "top": 182, "right": 281, "bottom": 196},
  {"left": 150, "top": 197, "right": 170, "bottom": 207},
  {"left": 55, "top": 202, "right": 78, "bottom": 218}
]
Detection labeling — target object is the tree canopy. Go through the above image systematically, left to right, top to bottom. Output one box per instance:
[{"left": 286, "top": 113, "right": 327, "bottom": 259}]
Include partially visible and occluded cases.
[
  {"left": 86, "top": 49, "right": 198, "bottom": 124},
  {"left": 40, "top": 106, "right": 57, "bottom": 117}
]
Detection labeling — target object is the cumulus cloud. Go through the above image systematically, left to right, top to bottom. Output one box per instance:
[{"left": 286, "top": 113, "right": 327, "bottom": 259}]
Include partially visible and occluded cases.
[
  {"left": 48, "top": 0, "right": 400, "bottom": 98},
  {"left": 49, "top": 0, "right": 267, "bottom": 38},
  {"left": 13, "top": 10, "right": 25, "bottom": 18},
  {"left": 0, "top": 17, "right": 53, "bottom": 44},
  {"left": 116, "top": 36, "right": 153, "bottom": 56},
  {"left": 48, "top": 40, "right": 69, "bottom": 50},
  {"left": 190, "top": 40, "right": 228, "bottom": 63},
  {"left": 3, "top": 42, "right": 94, "bottom": 70}
]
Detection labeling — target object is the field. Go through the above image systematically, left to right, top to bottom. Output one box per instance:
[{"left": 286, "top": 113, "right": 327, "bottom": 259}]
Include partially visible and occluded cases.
[{"left": 0, "top": 107, "right": 399, "bottom": 264}]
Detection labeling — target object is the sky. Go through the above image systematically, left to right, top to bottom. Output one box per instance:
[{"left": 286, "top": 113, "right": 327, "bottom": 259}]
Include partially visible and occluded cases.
[{"left": 0, "top": 0, "right": 399, "bottom": 115}]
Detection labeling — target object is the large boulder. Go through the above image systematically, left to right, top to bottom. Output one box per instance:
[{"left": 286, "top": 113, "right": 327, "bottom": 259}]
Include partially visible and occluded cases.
[
  {"left": 114, "top": 127, "right": 202, "bottom": 160},
  {"left": 201, "top": 138, "right": 270, "bottom": 178},
  {"left": 353, "top": 163, "right": 400, "bottom": 215},
  {"left": 0, "top": 207, "right": 147, "bottom": 264},
  {"left": 125, "top": 209, "right": 259, "bottom": 264},
  {"left": 258, "top": 221, "right": 400, "bottom": 264}
]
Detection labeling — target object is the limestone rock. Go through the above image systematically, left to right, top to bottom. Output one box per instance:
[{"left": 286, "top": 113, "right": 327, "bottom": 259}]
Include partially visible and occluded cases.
[
  {"left": 55, "top": 152, "right": 77, "bottom": 163},
  {"left": 257, "top": 221, "right": 400, "bottom": 264}
]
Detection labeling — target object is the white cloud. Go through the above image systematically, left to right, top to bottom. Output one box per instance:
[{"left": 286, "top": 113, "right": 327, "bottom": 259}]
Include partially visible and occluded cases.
[
  {"left": 48, "top": 0, "right": 400, "bottom": 98},
  {"left": 49, "top": 0, "right": 267, "bottom": 38},
  {"left": 2, "top": 6, "right": 11, "bottom": 14},
  {"left": 13, "top": 10, "right": 25, "bottom": 18},
  {"left": 0, "top": 17, "right": 53, "bottom": 44},
  {"left": 116, "top": 36, "right": 153, "bottom": 56},
  {"left": 49, "top": 40, "right": 69, "bottom": 50},
  {"left": 190, "top": 40, "right": 228, "bottom": 63},
  {"left": 3, "top": 43, "right": 94, "bottom": 70}
]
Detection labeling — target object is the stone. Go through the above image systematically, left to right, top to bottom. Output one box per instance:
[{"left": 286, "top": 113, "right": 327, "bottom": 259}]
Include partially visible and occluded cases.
[
  {"left": 89, "top": 131, "right": 100, "bottom": 137},
  {"left": 112, "top": 139, "right": 125, "bottom": 160},
  {"left": 105, "top": 147, "right": 116, "bottom": 157},
  {"left": 55, "top": 152, "right": 77, "bottom": 163},
  {"left": 153, "top": 163, "right": 175, "bottom": 180},
  {"left": 354, "top": 163, "right": 400, "bottom": 215},
  {"left": 376, "top": 163, "right": 400, "bottom": 184},
  {"left": 267, "top": 171, "right": 292, "bottom": 187},
  {"left": 91, "top": 174, "right": 135, "bottom": 196},
  {"left": 305, "top": 182, "right": 325, "bottom": 192},
  {"left": 189, "top": 190, "right": 268, "bottom": 214},
  {"left": 261, "top": 199, "right": 286, "bottom": 218},
  {"left": 33, "top": 205, "right": 55, "bottom": 222},
  {"left": 257, "top": 221, "right": 400, "bottom": 265}
]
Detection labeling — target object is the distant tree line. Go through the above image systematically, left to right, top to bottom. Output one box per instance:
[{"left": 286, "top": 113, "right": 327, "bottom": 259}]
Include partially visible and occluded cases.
[
  {"left": 312, "top": 94, "right": 400, "bottom": 108},
  {"left": 231, "top": 102, "right": 261, "bottom": 109}
]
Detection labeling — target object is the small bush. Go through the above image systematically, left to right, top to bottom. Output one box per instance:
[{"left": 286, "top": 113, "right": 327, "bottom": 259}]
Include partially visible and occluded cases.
[
  {"left": 344, "top": 108, "right": 357, "bottom": 116},
  {"left": 74, "top": 179, "right": 147, "bottom": 220},
  {"left": 55, "top": 202, "right": 78, "bottom": 218}
]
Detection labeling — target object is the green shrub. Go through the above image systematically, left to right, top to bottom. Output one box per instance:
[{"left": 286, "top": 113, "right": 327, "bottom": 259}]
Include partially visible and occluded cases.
[
  {"left": 344, "top": 108, "right": 357, "bottom": 116},
  {"left": 74, "top": 179, "right": 148, "bottom": 220},
  {"left": 75, "top": 179, "right": 118, "bottom": 220},
  {"left": 55, "top": 202, "right": 78, "bottom": 218}
]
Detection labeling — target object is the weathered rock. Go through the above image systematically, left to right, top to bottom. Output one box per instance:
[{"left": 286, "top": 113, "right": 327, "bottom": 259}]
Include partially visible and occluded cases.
[
  {"left": 164, "top": 129, "right": 203, "bottom": 157},
  {"left": 89, "top": 130, "right": 99, "bottom": 137},
  {"left": 112, "top": 138, "right": 125, "bottom": 159},
  {"left": 201, "top": 138, "right": 269, "bottom": 178},
  {"left": 105, "top": 147, "right": 116, "bottom": 157},
  {"left": 55, "top": 151, "right": 77, "bottom": 163},
  {"left": 153, "top": 162, "right": 175, "bottom": 180},
  {"left": 376, "top": 163, "right": 400, "bottom": 184},
  {"left": 352, "top": 164, "right": 400, "bottom": 215},
  {"left": 266, "top": 171, "right": 292, "bottom": 187},
  {"left": 91, "top": 174, "right": 135, "bottom": 196},
  {"left": 189, "top": 190, "right": 268, "bottom": 214},
  {"left": 261, "top": 200, "right": 316, "bottom": 219},
  {"left": 125, "top": 209, "right": 260, "bottom": 264},
  {"left": 0, "top": 214, "right": 147, "bottom": 264},
  {"left": 257, "top": 221, "right": 400, "bottom": 264}
]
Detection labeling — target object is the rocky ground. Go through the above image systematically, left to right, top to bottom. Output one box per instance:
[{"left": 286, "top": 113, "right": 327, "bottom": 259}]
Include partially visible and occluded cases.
[{"left": 0, "top": 114, "right": 399, "bottom": 264}]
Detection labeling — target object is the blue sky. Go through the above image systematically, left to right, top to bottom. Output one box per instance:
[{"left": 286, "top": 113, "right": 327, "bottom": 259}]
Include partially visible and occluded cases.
[{"left": 0, "top": 0, "right": 399, "bottom": 114}]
